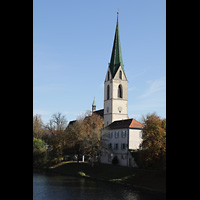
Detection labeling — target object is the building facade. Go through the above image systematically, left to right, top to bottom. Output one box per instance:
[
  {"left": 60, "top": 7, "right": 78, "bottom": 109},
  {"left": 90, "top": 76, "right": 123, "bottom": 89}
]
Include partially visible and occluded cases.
[{"left": 100, "top": 118, "right": 143, "bottom": 167}]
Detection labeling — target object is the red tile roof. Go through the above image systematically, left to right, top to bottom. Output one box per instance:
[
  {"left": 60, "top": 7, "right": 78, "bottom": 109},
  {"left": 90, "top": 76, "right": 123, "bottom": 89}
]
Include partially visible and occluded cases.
[
  {"left": 106, "top": 118, "right": 144, "bottom": 130},
  {"left": 129, "top": 118, "right": 144, "bottom": 129}
]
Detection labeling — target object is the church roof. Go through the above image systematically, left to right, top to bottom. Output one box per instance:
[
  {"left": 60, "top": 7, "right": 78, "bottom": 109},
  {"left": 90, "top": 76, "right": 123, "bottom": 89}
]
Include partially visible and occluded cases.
[
  {"left": 109, "top": 15, "right": 126, "bottom": 78},
  {"left": 67, "top": 109, "right": 104, "bottom": 128},
  {"left": 93, "top": 109, "right": 104, "bottom": 118},
  {"left": 106, "top": 118, "right": 144, "bottom": 130},
  {"left": 68, "top": 120, "right": 77, "bottom": 127}
]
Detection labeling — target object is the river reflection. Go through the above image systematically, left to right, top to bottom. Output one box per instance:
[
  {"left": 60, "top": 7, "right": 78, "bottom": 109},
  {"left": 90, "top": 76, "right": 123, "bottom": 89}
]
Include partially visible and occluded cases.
[{"left": 33, "top": 172, "right": 165, "bottom": 200}]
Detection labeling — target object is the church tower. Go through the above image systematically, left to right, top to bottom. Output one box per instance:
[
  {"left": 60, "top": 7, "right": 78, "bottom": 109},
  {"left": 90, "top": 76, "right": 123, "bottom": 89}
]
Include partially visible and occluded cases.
[{"left": 104, "top": 14, "right": 128, "bottom": 127}]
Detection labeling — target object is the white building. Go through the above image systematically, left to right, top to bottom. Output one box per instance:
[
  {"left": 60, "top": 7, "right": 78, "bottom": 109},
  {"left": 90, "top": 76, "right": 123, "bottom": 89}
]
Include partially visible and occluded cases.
[{"left": 100, "top": 118, "right": 143, "bottom": 167}]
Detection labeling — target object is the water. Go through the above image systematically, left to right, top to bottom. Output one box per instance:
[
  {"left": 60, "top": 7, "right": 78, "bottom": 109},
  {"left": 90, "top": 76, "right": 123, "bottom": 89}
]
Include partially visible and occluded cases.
[{"left": 33, "top": 172, "right": 165, "bottom": 200}]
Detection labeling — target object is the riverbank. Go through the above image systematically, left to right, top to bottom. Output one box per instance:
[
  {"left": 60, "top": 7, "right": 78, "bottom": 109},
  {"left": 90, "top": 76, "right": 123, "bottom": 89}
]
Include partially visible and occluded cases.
[{"left": 46, "top": 162, "right": 166, "bottom": 193}]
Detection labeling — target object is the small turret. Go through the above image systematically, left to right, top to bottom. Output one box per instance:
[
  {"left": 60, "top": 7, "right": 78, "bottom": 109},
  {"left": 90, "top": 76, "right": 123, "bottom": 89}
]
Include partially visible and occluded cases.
[{"left": 92, "top": 97, "right": 96, "bottom": 113}]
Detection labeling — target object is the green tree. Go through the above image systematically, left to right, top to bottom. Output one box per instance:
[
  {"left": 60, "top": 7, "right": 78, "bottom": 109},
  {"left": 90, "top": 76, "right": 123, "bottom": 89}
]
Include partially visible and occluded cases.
[
  {"left": 33, "top": 137, "right": 46, "bottom": 150},
  {"left": 33, "top": 138, "right": 47, "bottom": 168},
  {"left": 112, "top": 156, "right": 119, "bottom": 165}
]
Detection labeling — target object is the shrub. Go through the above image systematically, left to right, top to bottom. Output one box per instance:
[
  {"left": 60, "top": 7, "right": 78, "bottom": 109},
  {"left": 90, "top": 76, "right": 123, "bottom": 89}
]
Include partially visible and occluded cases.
[{"left": 112, "top": 156, "right": 119, "bottom": 165}]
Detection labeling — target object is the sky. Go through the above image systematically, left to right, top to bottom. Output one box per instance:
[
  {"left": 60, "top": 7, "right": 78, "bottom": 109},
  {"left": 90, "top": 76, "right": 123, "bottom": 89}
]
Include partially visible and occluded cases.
[{"left": 33, "top": 0, "right": 166, "bottom": 124}]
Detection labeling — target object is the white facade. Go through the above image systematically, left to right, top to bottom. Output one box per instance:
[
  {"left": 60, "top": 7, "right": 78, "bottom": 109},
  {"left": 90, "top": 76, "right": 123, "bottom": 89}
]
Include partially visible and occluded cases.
[
  {"left": 104, "top": 66, "right": 128, "bottom": 127},
  {"left": 100, "top": 128, "right": 142, "bottom": 167},
  {"left": 129, "top": 129, "right": 143, "bottom": 150}
]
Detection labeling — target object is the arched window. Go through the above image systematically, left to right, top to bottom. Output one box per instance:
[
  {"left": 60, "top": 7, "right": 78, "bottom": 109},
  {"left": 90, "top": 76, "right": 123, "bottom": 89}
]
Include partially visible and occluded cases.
[
  {"left": 119, "top": 70, "right": 122, "bottom": 79},
  {"left": 107, "top": 71, "right": 110, "bottom": 81},
  {"left": 107, "top": 85, "right": 110, "bottom": 100},
  {"left": 118, "top": 85, "right": 123, "bottom": 98}
]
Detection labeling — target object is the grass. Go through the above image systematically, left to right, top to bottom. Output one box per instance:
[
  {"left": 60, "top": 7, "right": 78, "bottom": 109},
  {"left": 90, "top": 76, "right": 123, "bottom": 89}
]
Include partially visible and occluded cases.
[
  {"left": 49, "top": 162, "right": 166, "bottom": 193},
  {"left": 78, "top": 171, "right": 89, "bottom": 177},
  {"left": 110, "top": 174, "right": 135, "bottom": 182}
]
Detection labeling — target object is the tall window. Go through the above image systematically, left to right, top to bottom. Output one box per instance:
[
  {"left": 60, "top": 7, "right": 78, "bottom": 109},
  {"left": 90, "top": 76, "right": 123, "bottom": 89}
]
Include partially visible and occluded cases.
[
  {"left": 119, "top": 70, "right": 122, "bottom": 79},
  {"left": 107, "top": 71, "right": 110, "bottom": 81},
  {"left": 107, "top": 85, "right": 110, "bottom": 100},
  {"left": 118, "top": 85, "right": 122, "bottom": 98},
  {"left": 121, "top": 130, "right": 126, "bottom": 138},
  {"left": 115, "top": 131, "right": 119, "bottom": 138},
  {"left": 114, "top": 143, "right": 119, "bottom": 150},
  {"left": 121, "top": 143, "right": 126, "bottom": 150}
]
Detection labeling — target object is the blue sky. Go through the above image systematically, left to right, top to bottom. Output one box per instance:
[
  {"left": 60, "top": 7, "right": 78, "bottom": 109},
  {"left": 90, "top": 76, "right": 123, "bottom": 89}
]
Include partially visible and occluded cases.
[{"left": 33, "top": 0, "right": 166, "bottom": 124}]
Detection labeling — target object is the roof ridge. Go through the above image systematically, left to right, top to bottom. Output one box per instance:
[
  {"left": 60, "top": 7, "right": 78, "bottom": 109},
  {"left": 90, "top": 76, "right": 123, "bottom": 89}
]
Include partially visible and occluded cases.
[
  {"left": 113, "top": 118, "right": 132, "bottom": 122},
  {"left": 132, "top": 118, "right": 143, "bottom": 124}
]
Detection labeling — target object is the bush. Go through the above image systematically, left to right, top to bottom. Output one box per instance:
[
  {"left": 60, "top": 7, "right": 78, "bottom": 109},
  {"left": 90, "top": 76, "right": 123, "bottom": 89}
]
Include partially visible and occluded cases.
[
  {"left": 33, "top": 138, "right": 47, "bottom": 168},
  {"left": 33, "top": 149, "right": 47, "bottom": 168},
  {"left": 112, "top": 156, "right": 119, "bottom": 165}
]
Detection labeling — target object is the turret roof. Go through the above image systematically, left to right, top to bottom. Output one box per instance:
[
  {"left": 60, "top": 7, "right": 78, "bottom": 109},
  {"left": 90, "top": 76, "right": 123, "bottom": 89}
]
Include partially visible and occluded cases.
[{"left": 92, "top": 97, "right": 96, "bottom": 106}]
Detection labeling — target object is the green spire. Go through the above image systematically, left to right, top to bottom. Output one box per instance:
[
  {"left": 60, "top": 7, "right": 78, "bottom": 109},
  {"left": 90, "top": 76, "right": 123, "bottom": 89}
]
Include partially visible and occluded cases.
[
  {"left": 109, "top": 14, "right": 125, "bottom": 78},
  {"left": 92, "top": 97, "right": 96, "bottom": 106}
]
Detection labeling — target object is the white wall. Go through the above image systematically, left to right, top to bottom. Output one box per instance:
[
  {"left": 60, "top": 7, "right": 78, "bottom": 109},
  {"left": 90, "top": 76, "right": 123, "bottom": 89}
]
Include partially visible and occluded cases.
[
  {"left": 103, "top": 66, "right": 129, "bottom": 127},
  {"left": 129, "top": 129, "right": 143, "bottom": 150}
]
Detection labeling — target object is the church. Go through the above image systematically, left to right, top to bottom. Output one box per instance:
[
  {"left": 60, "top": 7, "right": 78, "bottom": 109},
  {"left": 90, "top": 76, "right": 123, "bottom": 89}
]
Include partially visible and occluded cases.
[
  {"left": 68, "top": 14, "right": 144, "bottom": 167},
  {"left": 93, "top": 14, "right": 144, "bottom": 167}
]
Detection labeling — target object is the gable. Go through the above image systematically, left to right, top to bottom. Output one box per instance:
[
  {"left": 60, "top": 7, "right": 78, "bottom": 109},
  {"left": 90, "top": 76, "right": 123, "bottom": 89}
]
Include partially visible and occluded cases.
[
  {"left": 113, "top": 66, "right": 128, "bottom": 81},
  {"left": 129, "top": 119, "right": 144, "bottom": 129}
]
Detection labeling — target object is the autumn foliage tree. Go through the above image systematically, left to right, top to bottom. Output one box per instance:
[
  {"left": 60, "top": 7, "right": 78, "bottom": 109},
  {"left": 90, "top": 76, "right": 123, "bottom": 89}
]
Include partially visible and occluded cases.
[
  {"left": 33, "top": 111, "right": 104, "bottom": 166},
  {"left": 66, "top": 111, "right": 104, "bottom": 163},
  {"left": 46, "top": 112, "right": 68, "bottom": 163},
  {"left": 81, "top": 112, "right": 104, "bottom": 159},
  {"left": 138, "top": 113, "right": 166, "bottom": 169},
  {"left": 33, "top": 114, "right": 44, "bottom": 139}
]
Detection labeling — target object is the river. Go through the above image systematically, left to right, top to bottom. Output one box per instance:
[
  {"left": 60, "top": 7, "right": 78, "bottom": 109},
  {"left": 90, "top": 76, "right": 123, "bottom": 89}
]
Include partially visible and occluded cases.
[{"left": 33, "top": 172, "right": 166, "bottom": 200}]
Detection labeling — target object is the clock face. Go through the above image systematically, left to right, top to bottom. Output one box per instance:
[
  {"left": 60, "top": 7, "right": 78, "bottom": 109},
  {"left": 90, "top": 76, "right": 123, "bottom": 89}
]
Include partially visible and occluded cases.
[{"left": 118, "top": 107, "right": 122, "bottom": 112}]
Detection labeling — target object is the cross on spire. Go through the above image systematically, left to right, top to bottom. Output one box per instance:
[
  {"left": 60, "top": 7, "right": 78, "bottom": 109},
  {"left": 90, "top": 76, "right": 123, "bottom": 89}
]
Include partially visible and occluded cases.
[{"left": 117, "top": 9, "right": 119, "bottom": 21}]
